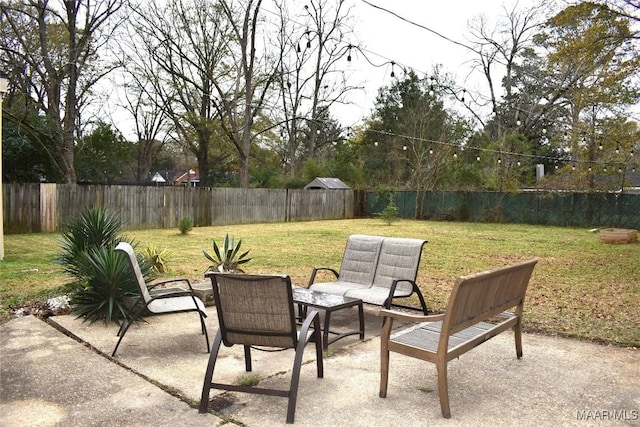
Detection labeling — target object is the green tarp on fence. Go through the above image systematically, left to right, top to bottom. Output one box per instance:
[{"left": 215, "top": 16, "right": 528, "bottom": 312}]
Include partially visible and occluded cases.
[{"left": 367, "top": 191, "right": 640, "bottom": 229}]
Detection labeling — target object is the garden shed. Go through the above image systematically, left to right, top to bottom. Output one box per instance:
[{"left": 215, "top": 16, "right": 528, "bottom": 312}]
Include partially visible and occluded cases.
[{"left": 304, "top": 177, "right": 350, "bottom": 190}]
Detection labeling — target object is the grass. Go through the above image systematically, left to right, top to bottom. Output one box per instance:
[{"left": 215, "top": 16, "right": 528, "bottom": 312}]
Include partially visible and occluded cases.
[{"left": 1, "top": 218, "right": 639, "bottom": 347}]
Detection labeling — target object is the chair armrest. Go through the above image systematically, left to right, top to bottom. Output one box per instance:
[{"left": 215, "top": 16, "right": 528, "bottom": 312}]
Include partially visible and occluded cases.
[
  {"left": 307, "top": 267, "right": 339, "bottom": 287},
  {"left": 148, "top": 278, "right": 195, "bottom": 298},
  {"left": 377, "top": 309, "right": 445, "bottom": 324}
]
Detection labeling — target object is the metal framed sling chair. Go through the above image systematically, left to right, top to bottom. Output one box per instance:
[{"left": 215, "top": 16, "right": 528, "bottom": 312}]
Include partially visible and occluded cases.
[
  {"left": 112, "top": 242, "right": 210, "bottom": 357},
  {"left": 200, "top": 273, "right": 324, "bottom": 424}
]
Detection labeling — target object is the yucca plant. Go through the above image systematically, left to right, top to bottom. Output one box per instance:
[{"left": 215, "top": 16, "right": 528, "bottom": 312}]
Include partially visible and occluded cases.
[
  {"left": 58, "top": 207, "right": 151, "bottom": 324},
  {"left": 58, "top": 207, "right": 126, "bottom": 279},
  {"left": 203, "top": 234, "right": 252, "bottom": 273},
  {"left": 71, "top": 246, "right": 140, "bottom": 324}
]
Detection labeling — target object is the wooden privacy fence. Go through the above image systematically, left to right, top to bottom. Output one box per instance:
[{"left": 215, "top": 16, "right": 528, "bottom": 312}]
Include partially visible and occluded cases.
[{"left": 3, "top": 184, "right": 358, "bottom": 233}]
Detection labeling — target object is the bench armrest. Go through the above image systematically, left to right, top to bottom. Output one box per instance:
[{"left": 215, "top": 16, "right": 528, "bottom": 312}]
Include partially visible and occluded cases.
[
  {"left": 307, "top": 267, "right": 339, "bottom": 287},
  {"left": 377, "top": 308, "right": 445, "bottom": 323}
]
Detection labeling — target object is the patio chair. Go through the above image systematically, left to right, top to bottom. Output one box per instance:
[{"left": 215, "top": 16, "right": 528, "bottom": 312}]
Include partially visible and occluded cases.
[
  {"left": 112, "top": 242, "right": 209, "bottom": 357},
  {"left": 199, "top": 273, "right": 324, "bottom": 424}
]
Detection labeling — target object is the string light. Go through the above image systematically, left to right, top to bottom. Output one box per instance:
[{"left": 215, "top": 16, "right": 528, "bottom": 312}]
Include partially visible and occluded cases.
[
  {"left": 272, "top": 5, "right": 634, "bottom": 178},
  {"left": 402, "top": 144, "right": 407, "bottom": 150}
]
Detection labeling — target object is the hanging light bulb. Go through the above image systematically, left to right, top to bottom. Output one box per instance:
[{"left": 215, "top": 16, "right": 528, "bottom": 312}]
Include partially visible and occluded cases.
[
  {"left": 307, "top": 39, "right": 311, "bottom": 48},
  {"left": 297, "top": 43, "right": 301, "bottom": 53},
  {"left": 347, "top": 44, "right": 352, "bottom": 63},
  {"left": 390, "top": 61, "right": 395, "bottom": 78},
  {"left": 461, "top": 89, "right": 466, "bottom": 103},
  {"left": 516, "top": 120, "right": 522, "bottom": 127},
  {"left": 542, "top": 127, "right": 547, "bottom": 134},
  {"left": 374, "top": 141, "right": 378, "bottom": 147},
  {"left": 598, "top": 142, "right": 603, "bottom": 150},
  {"left": 402, "top": 144, "right": 407, "bottom": 151},
  {"left": 616, "top": 145, "right": 620, "bottom": 154},
  {"left": 429, "top": 147, "right": 433, "bottom": 155},
  {"left": 630, "top": 149, "right": 635, "bottom": 157},
  {"left": 453, "top": 151, "right": 458, "bottom": 159},
  {"left": 476, "top": 155, "right": 480, "bottom": 162},
  {"left": 497, "top": 157, "right": 502, "bottom": 164},
  {"left": 517, "top": 160, "right": 521, "bottom": 166},
  {"left": 572, "top": 163, "right": 576, "bottom": 170},
  {"left": 589, "top": 165, "right": 592, "bottom": 172},
  {"left": 603, "top": 165, "right": 607, "bottom": 172},
  {"left": 618, "top": 166, "right": 623, "bottom": 173}
]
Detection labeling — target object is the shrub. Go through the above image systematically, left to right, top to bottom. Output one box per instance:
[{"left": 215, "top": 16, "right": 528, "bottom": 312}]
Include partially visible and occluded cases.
[
  {"left": 377, "top": 194, "right": 401, "bottom": 225},
  {"left": 58, "top": 207, "right": 150, "bottom": 324},
  {"left": 58, "top": 207, "right": 126, "bottom": 279},
  {"left": 179, "top": 216, "right": 193, "bottom": 234},
  {"left": 203, "top": 234, "right": 252, "bottom": 273},
  {"left": 143, "top": 244, "right": 172, "bottom": 273},
  {"left": 72, "top": 246, "right": 140, "bottom": 324}
]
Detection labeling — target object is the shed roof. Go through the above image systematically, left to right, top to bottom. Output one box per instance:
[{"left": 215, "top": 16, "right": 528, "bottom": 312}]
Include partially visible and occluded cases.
[{"left": 304, "top": 177, "right": 350, "bottom": 190}]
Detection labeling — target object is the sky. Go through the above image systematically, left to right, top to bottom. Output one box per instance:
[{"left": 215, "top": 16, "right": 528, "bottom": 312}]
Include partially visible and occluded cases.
[
  {"left": 108, "top": 0, "right": 541, "bottom": 139},
  {"left": 330, "top": 0, "right": 538, "bottom": 128}
]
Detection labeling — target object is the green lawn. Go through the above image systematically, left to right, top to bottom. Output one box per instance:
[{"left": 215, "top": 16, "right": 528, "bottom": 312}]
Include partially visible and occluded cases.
[{"left": 1, "top": 219, "right": 638, "bottom": 347}]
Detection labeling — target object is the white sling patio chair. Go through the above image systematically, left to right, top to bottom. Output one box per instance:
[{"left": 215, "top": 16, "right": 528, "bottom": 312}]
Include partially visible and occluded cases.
[{"left": 112, "top": 242, "right": 209, "bottom": 357}]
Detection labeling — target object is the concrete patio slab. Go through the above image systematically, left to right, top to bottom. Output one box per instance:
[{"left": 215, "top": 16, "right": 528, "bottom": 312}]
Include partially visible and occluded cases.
[{"left": 2, "top": 306, "right": 638, "bottom": 427}]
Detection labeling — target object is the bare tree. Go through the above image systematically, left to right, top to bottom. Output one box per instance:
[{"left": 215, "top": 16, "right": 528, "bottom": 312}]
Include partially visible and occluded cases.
[
  {"left": 1, "top": 0, "right": 125, "bottom": 183},
  {"left": 125, "top": 0, "right": 233, "bottom": 187},
  {"left": 216, "top": 0, "right": 280, "bottom": 188},
  {"left": 273, "top": 0, "right": 358, "bottom": 175},
  {"left": 467, "top": 1, "right": 552, "bottom": 136},
  {"left": 119, "top": 73, "right": 173, "bottom": 182}
]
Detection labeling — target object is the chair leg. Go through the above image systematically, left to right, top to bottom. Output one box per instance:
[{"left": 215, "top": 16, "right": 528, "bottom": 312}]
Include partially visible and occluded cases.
[
  {"left": 414, "top": 288, "right": 429, "bottom": 315},
  {"left": 111, "top": 304, "right": 146, "bottom": 357},
  {"left": 197, "top": 310, "right": 210, "bottom": 352},
  {"left": 313, "top": 315, "right": 324, "bottom": 378},
  {"left": 287, "top": 328, "right": 308, "bottom": 423},
  {"left": 199, "top": 330, "right": 223, "bottom": 413},
  {"left": 244, "top": 345, "right": 252, "bottom": 372},
  {"left": 436, "top": 361, "right": 451, "bottom": 418}
]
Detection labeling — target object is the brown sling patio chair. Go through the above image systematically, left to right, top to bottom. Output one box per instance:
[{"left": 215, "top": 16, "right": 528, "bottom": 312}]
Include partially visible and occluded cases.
[
  {"left": 112, "top": 242, "right": 209, "bottom": 357},
  {"left": 200, "top": 273, "right": 324, "bottom": 424}
]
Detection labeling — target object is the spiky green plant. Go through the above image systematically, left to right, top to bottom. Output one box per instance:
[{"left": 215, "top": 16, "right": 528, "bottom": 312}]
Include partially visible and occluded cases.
[
  {"left": 57, "top": 207, "right": 151, "bottom": 324},
  {"left": 58, "top": 207, "right": 126, "bottom": 279},
  {"left": 203, "top": 234, "right": 252, "bottom": 273},
  {"left": 143, "top": 244, "right": 172, "bottom": 273},
  {"left": 71, "top": 246, "right": 140, "bottom": 324}
]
